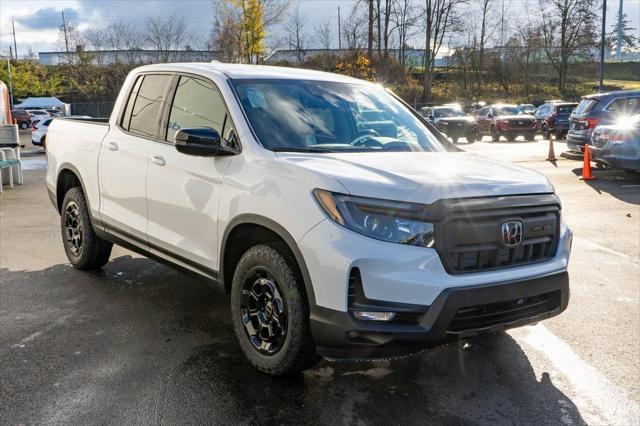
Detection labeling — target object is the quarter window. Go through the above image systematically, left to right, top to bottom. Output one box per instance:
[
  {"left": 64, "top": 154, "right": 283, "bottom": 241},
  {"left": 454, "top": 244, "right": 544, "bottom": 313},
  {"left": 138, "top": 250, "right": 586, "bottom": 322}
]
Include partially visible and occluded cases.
[
  {"left": 126, "top": 74, "right": 173, "bottom": 139},
  {"left": 166, "top": 76, "right": 237, "bottom": 149}
]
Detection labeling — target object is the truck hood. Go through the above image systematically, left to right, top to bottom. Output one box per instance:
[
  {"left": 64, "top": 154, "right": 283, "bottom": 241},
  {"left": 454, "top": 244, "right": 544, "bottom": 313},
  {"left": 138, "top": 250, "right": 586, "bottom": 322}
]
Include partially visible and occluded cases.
[{"left": 276, "top": 151, "right": 553, "bottom": 204}]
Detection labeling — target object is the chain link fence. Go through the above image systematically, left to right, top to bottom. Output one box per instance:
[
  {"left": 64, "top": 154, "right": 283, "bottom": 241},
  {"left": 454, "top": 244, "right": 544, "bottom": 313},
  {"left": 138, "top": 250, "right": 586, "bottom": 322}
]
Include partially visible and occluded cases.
[{"left": 69, "top": 102, "right": 115, "bottom": 118}]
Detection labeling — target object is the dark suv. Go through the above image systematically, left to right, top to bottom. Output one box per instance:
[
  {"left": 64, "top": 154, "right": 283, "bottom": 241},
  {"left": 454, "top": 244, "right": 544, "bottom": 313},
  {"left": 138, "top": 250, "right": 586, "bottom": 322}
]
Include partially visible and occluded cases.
[
  {"left": 567, "top": 90, "right": 640, "bottom": 152},
  {"left": 534, "top": 102, "right": 577, "bottom": 139},
  {"left": 476, "top": 104, "right": 537, "bottom": 141},
  {"left": 421, "top": 106, "right": 478, "bottom": 143},
  {"left": 11, "top": 110, "right": 32, "bottom": 130}
]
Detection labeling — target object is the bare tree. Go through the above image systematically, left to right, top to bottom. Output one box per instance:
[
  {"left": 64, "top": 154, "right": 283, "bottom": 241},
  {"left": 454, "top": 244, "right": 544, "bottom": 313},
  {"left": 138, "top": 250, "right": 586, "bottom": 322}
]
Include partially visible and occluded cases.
[
  {"left": 211, "top": 0, "right": 243, "bottom": 62},
  {"left": 391, "top": 0, "right": 421, "bottom": 68},
  {"left": 421, "top": 0, "right": 462, "bottom": 101},
  {"left": 539, "top": 0, "right": 598, "bottom": 93},
  {"left": 286, "top": 3, "right": 307, "bottom": 63},
  {"left": 342, "top": 5, "right": 368, "bottom": 52},
  {"left": 145, "top": 15, "right": 191, "bottom": 63},
  {"left": 314, "top": 20, "right": 333, "bottom": 50},
  {"left": 84, "top": 27, "right": 107, "bottom": 65}
]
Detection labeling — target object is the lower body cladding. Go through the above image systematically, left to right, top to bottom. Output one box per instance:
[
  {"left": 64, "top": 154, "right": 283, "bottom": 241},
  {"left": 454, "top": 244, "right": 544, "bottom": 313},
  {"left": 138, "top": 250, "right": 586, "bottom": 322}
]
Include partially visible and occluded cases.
[
  {"left": 566, "top": 130, "right": 592, "bottom": 151},
  {"left": 299, "top": 218, "right": 572, "bottom": 359}
]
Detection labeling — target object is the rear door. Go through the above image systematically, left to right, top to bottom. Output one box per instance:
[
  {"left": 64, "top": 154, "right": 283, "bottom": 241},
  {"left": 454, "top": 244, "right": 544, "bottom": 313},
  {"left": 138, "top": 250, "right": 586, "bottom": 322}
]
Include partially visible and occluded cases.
[
  {"left": 99, "top": 73, "right": 174, "bottom": 244},
  {"left": 145, "top": 74, "right": 239, "bottom": 275}
]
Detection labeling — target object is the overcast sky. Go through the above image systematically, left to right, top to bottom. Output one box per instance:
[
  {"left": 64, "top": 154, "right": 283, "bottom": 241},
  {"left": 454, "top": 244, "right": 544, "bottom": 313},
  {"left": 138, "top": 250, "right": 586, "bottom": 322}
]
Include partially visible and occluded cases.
[{"left": 1, "top": 0, "right": 639, "bottom": 58}]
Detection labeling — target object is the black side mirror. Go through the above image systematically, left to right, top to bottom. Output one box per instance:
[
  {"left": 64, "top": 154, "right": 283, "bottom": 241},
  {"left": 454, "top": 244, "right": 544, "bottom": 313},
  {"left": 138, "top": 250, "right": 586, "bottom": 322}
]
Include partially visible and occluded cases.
[
  {"left": 428, "top": 115, "right": 434, "bottom": 120},
  {"left": 174, "top": 127, "right": 234, "bottom": 157}
]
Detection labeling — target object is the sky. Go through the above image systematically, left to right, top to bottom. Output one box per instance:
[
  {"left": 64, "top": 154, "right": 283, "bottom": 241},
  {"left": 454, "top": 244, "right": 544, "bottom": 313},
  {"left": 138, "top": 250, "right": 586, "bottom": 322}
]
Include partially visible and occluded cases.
[{"left": 1, "top": 0, "right": 639, "bottom": 58}]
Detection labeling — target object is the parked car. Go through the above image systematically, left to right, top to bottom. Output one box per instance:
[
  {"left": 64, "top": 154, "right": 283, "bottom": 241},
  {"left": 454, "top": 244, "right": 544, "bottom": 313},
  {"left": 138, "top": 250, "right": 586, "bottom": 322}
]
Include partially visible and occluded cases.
[
  {"left": 45, "top": 63, "right": 572, "bottom": 375},
  {"left": 567, "top": 90, "right": 640, "bottom": 152},
  {"left": 534, "top": 102, "right": 578, "bottom": 139},
  {"left": 519, "top": 103, "right": 536, "bottom": 114},
  {"left": 476, "top": 104, "right": 537, "bottom": 141},
  {"left": 422, "top": 105, "right": 478, "bottom": 143},
  {"left": 26, "top": 109, "right": 51, "bottom": 123},
  {"left": 45, "top": 109, "right": 64, "bottom": 117},
  {"left": 11, "top": 110, "right": 31, "bottom": 130},
  {"left": 590, "top": 114, "right": 640, "bottom": 172},
  {"left": 32, "top": 116, "right": 91, "bottom": 149}
]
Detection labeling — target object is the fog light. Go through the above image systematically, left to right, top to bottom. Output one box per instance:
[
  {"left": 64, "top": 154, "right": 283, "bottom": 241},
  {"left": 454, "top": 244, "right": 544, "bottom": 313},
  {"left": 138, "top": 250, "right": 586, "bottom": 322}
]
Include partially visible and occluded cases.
[{"left": 353, "top": 311, "right": 397, "bottom": 321}]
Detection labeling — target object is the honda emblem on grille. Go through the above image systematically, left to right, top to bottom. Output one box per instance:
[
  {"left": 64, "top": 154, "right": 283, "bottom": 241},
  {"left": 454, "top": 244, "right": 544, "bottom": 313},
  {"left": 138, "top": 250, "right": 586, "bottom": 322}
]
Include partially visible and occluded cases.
[{"left": 501, "top": 221, "right": 523, "bottom": 247}]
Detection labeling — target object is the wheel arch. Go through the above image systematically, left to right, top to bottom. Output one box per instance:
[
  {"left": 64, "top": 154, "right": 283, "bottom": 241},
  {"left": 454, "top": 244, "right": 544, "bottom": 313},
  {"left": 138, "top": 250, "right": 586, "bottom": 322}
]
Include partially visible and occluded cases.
[
  {"left": 55, "top": 163, "right": 90, "bottom": 214},
  {"left": 220, "top": 214, "right": 316, "bottom": 307}
]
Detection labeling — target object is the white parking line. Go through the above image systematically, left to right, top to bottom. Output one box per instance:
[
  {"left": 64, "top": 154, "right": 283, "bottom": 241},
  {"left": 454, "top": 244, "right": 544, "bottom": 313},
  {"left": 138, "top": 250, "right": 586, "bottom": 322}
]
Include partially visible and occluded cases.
[
  {"left": 574, "top": 237, "right": 640, "bottom": 264},
  {"left": 523, "top": 324, "right": 640, "bottom": 425}
]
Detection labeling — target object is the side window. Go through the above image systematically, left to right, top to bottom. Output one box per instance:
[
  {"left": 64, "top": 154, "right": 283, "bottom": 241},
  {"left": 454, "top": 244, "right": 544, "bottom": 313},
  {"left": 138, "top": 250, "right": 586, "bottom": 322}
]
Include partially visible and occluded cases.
[
  {"left": 126, "top": 74, "right": 173, "bottom": 139},
  {"left": 120, "top": 75, "right": 143, "bottom": 130},
  {"left": 166, "top": 76, "right": 237, "bottom": 148},
  {"left": 605, "top": 97, "right": 640, "bottom": 114},
  {"left": 479, "top": 107, "right": 489, "bottom": 116}
]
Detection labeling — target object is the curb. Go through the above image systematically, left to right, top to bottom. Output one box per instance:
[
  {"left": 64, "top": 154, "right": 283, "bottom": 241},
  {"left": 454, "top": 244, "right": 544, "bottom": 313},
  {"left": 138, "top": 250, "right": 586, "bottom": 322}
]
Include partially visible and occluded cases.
[{"left": 560, "top": 151, "right": 583, "bottom": 161}]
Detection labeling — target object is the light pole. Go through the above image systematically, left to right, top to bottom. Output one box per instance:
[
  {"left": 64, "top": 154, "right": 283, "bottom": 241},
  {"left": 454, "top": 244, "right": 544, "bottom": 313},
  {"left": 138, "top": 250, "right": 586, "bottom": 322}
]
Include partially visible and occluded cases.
[
  {"left": 599, "top": 0, "right": 607, "bottom": 92},
  {"left": 6, "top": 56, "right": 14, "bottom": 110}
]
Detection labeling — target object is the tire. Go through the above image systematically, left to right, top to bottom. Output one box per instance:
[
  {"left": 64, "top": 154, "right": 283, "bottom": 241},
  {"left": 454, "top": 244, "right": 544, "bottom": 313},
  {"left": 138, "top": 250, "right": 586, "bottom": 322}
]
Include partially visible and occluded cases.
[
  {"left": 19, "top": 121, "right": 29, "bottom": 130},
  {"left": 542, "top": 124, "right": 551, "bottom": 140},
  {"left": 491, "top": 126, "right": 500, "bottom": 142},
  {"left": 466, "top": 130, "right": 477, "bottom": 143},
  {"left": 526, "top": 133, "right": 535, "bottom": 141},
  {"left": 506, "top": 135, "right": 516, "bottom": 142},
  {"left": 41, "top": 136, "right": 46, "bottom": 150},
  {"left": 451, "top": 137, "right": 458, "bottom": 144},
  {"left": 60, "top": 187, "right": 112, "bottom": 270},
  {"left": 231, "top": 243, "right": 319, "bottom": 375}
]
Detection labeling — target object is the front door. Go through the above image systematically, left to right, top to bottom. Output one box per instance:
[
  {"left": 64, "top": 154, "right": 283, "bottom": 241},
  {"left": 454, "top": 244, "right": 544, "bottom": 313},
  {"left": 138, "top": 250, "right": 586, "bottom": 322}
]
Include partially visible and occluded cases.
[{"left": 145, "top": 75, "right": 238, "bottom": 274}]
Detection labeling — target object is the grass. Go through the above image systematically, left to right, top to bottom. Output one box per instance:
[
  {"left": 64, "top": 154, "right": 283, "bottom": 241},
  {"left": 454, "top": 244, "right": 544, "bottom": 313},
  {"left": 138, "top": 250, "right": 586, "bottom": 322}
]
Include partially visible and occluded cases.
[{"left": 585, "top": 79, "right": 640, "bottom": 90}]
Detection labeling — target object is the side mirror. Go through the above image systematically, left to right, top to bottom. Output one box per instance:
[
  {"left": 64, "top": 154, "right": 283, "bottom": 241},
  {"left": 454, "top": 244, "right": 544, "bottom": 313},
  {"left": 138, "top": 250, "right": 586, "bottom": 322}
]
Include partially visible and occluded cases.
[
  {"left": 487, "top": 112, "right": 493, "bottom": 118},
  {"left": 428, "top": 115, "right": 434, "bottom": 121},
  {"left": 174, "top": 127, "right": 234, "bottom": 157}
]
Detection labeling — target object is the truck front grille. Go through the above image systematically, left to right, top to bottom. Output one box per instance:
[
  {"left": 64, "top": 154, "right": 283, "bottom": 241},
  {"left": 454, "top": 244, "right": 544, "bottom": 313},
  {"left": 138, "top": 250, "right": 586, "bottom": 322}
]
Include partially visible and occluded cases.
[
  {"left": 434, "top": 197, "right": 560, "bottom": 274},
  {"left": 447, "top": 291, "right": 561, "bottom": 333}
]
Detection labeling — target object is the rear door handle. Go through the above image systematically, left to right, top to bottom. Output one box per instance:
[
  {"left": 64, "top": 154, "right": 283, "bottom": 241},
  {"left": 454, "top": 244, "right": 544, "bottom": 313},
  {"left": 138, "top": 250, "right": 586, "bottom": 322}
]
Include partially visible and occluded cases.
[
  {"left": 107, "top": 142, "right": 118, "bottom": 151},
  {"left": 150, "top": 155, "right": 166, "bottom": 166}
]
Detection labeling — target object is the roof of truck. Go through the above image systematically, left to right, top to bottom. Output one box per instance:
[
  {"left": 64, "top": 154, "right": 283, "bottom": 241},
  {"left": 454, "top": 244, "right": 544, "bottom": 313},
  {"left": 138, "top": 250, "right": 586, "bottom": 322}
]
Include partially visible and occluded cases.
[{"left": 133, "top": 62, "right": 369, "bottom": 84}]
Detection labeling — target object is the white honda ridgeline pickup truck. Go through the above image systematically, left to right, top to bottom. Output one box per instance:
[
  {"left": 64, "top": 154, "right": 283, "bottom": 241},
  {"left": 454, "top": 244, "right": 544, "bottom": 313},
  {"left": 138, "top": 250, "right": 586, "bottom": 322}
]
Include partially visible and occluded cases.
[{"left": 46, "top": 63, "right": 572, "bottom": 375}]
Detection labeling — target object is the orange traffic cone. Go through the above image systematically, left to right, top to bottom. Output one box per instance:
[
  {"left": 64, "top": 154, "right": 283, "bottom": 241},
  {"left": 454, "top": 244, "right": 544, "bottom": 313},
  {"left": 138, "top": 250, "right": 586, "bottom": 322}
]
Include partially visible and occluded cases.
[
  {"left": 547, "top": 137, "right": 556, "bottom": 161},
  {"left": 579, "top": 144, "right": 596, "bottom": 180}
]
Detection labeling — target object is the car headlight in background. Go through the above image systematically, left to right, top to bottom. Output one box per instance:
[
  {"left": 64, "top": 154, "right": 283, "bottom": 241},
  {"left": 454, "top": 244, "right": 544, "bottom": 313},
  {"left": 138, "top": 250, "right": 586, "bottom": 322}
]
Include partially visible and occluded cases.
[{"left": 313, "top": 189, "right": 435, "bottom": 247}]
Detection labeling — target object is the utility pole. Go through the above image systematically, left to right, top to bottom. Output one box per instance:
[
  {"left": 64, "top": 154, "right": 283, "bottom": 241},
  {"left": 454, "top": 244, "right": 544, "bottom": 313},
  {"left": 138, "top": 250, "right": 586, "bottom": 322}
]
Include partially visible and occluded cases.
[
  {"left": 599, "top": 0, "right": 607, "bottom": 92},
  {"left": 616, "top": 0, "right": 623, "bottom": 59},
  {"left": 338, "top": 6, "right": 341, "bottom": 50},
  {"left": 61, "top": 11, "right": 69, "bottom": 53},
  {"left": 12, "top": 20, "right": 18, "bottom": 60},
  {"left": 6, "top": 56, "right": 14, "bottom": 109}
]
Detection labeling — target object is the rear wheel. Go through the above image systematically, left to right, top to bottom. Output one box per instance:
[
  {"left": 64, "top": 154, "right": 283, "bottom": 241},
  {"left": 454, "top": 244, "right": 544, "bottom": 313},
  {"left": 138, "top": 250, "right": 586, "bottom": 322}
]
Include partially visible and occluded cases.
[
  {"left": 19, "top": 121, "right": 29, "bottom": 130},
  {"left": 542, "top": 123, "right": 551, "bottom": 140},
  {"left": 491, "top": 126, "right": 500, "bottom": 142},
  {"left": 466, "top": 130, "right": 477, "bottom": 143},
  {"left": 526, "top": 133, "right": 536, "bottom": 141},
  {"left": 451, "top": 137, "right": 458, "bottom": 144},
  {"left": 60, "top": 187, "right": 112, "bottom": 269},
  {"left": 231, "top": 243, "right": 319, "bottom": 375}
]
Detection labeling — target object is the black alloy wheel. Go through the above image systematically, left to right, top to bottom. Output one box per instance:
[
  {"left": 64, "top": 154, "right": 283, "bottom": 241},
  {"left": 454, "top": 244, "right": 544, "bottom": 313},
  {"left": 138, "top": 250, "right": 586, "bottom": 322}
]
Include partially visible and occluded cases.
[
  {"left": 63, "top": 201, "right": 83, "bottom": 257},
  {"left": 240, "top": 267, "right": 288, "bottom": 355}
]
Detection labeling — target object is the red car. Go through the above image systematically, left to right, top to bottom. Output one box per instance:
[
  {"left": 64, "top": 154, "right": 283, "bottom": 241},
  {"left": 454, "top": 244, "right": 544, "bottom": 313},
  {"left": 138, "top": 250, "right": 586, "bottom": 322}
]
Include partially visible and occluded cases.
[
  {"left": 475, "top": 104, "right": 537, "bottom": 141},
  {"left": 11, "top": 110, "right": 32, "bottom": 130}
]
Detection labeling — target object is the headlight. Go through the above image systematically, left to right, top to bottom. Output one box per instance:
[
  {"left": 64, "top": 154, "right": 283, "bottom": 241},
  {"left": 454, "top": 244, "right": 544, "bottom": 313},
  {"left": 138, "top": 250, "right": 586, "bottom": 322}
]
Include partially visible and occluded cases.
[{"left": 313, "top": 189, "right": 435, "bottom": 247}]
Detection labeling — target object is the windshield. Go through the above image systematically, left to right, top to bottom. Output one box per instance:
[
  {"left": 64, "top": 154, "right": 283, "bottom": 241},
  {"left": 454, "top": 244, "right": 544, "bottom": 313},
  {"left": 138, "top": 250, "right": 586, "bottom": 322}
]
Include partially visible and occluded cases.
[
  {"left": 232, "top": 79, "right": 447, "bottom": 153},
  {"left": 495, "top": 106, "right": 524, "bottom": 115},
  {"left": 434, "top": 108, "right": 466, "bottom": 118}
]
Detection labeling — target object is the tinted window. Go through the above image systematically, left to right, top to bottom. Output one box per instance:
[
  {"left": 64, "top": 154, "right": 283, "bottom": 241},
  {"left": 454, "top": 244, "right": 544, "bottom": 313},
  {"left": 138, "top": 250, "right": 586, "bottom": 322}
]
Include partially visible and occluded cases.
[
  {"left": 127, "top": 74, "right": 173, "bottom": 139},
  {"left": 121, "top": 75, "right": 143, "bottom": 130},
  {"left": 166, "top": 76, "right": 237, "bottom": 147},
  {"left": 605, "top": 97, "right": 640, "bottom": 114},
  {"left": 574, "top": 99, "right": 597, "bottom": 115},
  {"left": 557, "top": 105, "right": 576, "bottom": 114},
  {"left": 495, "top": 106, "right": 524, "bottom": 115},
  {"left": 479, "top": 107, "right": 490, "bottom": 116},
  {"left": 434, "top": 108, "right": 465, "bottom": 118},
  {"left": 42, "top": 118, "right": 53, "bottom": 126}
]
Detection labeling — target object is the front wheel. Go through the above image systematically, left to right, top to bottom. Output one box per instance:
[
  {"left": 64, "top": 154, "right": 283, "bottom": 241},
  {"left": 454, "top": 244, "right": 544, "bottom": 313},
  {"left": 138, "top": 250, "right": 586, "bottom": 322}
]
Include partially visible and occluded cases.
[
  {"left": 19, "top": 121, "right": 29, "bottom": 130},
  {"left": 466, "top": 130, "right": 477, "bottom": 143},
  {"left": 60, "top": 187, "right": 112, "bottom": 269},
  {"left": 231, "top": 243, "right": 319, "bottom": 375}
]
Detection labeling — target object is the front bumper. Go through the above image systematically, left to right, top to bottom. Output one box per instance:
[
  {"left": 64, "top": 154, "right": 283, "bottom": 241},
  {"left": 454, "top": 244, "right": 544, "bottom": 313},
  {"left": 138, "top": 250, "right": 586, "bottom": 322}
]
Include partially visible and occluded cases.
[
  {"left": 436, "top": 123, "right": 475, "bottom": 137},
  {"left": 312, "top": 272, "right": 569, "bottom": 359}
]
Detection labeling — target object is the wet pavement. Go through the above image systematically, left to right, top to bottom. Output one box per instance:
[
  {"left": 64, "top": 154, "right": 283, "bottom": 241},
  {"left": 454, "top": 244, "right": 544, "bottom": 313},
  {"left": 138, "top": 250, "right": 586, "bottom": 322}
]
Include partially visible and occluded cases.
[{"left": 1, "top": 135, "right": 639, "bottom": 425}]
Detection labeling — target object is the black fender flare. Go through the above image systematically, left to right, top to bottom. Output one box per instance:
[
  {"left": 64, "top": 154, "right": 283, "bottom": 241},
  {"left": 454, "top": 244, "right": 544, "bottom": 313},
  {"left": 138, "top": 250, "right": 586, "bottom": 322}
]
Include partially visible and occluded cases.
[{"left": 220, "top": 214, "right": 317, "bottom": 307}]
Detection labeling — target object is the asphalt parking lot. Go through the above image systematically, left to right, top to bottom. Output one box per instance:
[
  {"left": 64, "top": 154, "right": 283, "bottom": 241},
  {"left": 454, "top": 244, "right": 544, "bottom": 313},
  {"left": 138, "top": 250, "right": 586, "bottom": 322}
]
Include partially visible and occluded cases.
[{"left": 1, "top": 133, "right": 639, "bottom": 425}]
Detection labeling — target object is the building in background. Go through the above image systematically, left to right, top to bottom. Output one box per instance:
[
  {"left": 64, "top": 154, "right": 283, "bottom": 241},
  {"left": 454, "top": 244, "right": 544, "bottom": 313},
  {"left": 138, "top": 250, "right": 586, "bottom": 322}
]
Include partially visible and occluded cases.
[{"left": 39, "top": 50, "right": 221, "bottom": 66}]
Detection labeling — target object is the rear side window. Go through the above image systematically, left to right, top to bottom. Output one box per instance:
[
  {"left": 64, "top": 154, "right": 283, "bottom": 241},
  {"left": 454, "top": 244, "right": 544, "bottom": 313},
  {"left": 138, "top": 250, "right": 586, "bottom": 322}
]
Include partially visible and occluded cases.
[
  {"left": 124, "top": 74, "right": 173, "bottom": 139},
  {"left": 166, "top": 76, "right": 237, "bottom": 147},
  {"left": 605, "top": 97, "right": 640, "bottom": 114},
  {"left": 574, "top": 99, "right": 597, "bottom": 115},
  {"left": 42, "top": 118, "right": 53, "bottom": 126}
]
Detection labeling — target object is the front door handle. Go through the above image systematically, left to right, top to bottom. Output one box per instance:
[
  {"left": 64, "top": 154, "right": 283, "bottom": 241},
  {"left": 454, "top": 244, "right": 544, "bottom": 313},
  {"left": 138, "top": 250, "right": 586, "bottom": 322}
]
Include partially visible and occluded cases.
[
  {"left": 107, "top": 142, "right": 118, "bottom": 151},
  {"left": 150, "top": 155, "right": 166, "bottom": 166}
]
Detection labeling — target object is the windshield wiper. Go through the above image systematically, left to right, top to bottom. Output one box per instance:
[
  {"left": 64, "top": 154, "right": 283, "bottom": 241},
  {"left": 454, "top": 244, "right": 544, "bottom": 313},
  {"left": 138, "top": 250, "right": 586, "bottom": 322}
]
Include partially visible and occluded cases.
[{"left": 270, "top": 147, "right": 335, "bottom": 153}]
